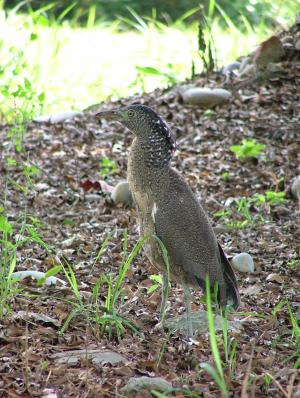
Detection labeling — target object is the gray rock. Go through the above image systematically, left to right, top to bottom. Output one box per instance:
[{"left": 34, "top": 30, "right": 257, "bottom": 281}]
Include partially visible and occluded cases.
[
  {"left": 239, "top": 57, "right": 251, "bottom": 74},
  {"left": 222, "top": 62, "right": 241, "bottom": 75},
  {"left": 181, "top": 87, "right": 232, "bottom": 107},
  {"left": 34, "top": 110, "right": 83, "bottom": 123},
  {"left": 291, "top": 176, "right": 300, "bottom": 200},
  {"left": 111, "top": 181, "right": 134, "bottom": 207},
  {"left": 231, "top": 252, "right": 254, "bottom": 273},
  {"left": 12, "top": 270, "right": 66, "bottom": 286},
  {"left": 13, "top": 311, "right": 60, "bottom": 327},
  {"left": 165, "top": 311, "right": 242, "bottom": 334},
  {"left": 51, "top": 350, "right": 127, "bottom": 365},
  {"left": 121, "top": 376, "right": 172, "bottom": 396}
]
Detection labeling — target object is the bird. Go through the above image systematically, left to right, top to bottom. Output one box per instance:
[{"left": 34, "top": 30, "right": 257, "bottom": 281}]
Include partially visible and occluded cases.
[{"left": 96, "top": 104, "right": 240, "bottom": 336}]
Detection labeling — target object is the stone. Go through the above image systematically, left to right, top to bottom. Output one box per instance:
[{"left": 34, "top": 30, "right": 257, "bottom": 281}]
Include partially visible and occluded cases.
[
  {"left": 222, "top": 62, "right": 241, "bottom": 75},
  {"left": 181, "top": 87, "right": 232, "bottom": 107},
  {"left": 34, "top": 110, "right": 83, "bottom": 123},
  {"left": 291, "top": 176, "right": 300, "bottom": 200},
  {"left": 111, "top": 181, "right": 134, "bottom": 207},
  {"left": 231, "top": 253, "right": 254, "bottom": 273},
  {"left": 12, "top": 270, "right": 66, "bottom": 286},
  {"left": 165, "top": 311, "right": 242, "bottom": 334},
  {"left": 51, "top": 350, "right": 127, "bottom": 365},
  {"left": 121, "top": 376, "right": 172, "bottom": 396}
]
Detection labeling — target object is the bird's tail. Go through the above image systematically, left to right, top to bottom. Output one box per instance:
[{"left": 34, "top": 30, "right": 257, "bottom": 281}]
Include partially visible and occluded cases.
[{"left": 218, "top": 243, "right": 240, "bottom": 310}]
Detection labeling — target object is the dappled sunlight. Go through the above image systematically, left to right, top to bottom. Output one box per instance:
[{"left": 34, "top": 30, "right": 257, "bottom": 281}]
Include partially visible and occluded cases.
[{"left": 0, "top": 10, "right": 274, "bottom": 114}]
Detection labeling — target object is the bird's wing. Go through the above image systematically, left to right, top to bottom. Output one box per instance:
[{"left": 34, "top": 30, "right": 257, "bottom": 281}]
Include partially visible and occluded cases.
[
  {"left": 153, "top": 178, "right": 221, "bottom": 284},
  {"left": 217, "top": 243, "right": 240, "bottom": 309}
]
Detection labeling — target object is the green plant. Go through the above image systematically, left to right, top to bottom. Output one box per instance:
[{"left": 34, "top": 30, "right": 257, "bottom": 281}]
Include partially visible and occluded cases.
[
  {"left": 0, "top": 4, "right": 282, "bottom": 116},
  {"left": 197, "top": 12, "right": 216, "bottom": 74},
  {"left": 132, "top": 64, "right": 179, "bottom": 92},
  {"left": 1, "top": 77, "right": 45, "bottom": 151},
  {"left": 230, "top": 138, "right": 265, "bottom": 160},
  {"left": 100, "top": 157, "right": 119, "bottom": 176},
  {"left": 5, "top": 158, "right": 40, "bottom": 194},
  {"left": 221, "top": 171, "right": 230, "bottom": 182},
  {"left": 213, "top": 188, "right": 286, "bottom": 229},
  {"left": 264, "top": 191, "right": 286, "bottom": 205},
  {"left": 214, "top": 197, "right": 255, "bottom": 229},
  {"left": 0, "top": 212, "right": 51, "bottom": 317},
  {"left": 0, "top": 214, "right": 18, "bottom": 316},
  {"left": 60, "top": 234, "right": 148, "bottom": 340},
  {"left": 287, "top": 258, "right": 299, "bottom": 270},
  {"left": 147, "top": 274, "right": 163, "bottom": 294},
  {"left": 200, "top": 275, "right": 228, "bottom": 397},
  {"left": 271, "top": 299, "right": 300, "bottom": 368},
  {"left": 263, "top": 374, "right": 272, "bottom": 388}
]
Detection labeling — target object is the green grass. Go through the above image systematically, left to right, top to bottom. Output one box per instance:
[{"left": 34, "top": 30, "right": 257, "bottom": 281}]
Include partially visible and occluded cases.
[
  {"left": 0, "top": 6, "right": 287, "bottom": 120},
  {"left": 230, "top": 138, "right": 266, "bottom": 160},
  {"left": 213, "top": 190, "right": 287, "bottom": 229},
  {"left": 0, "top": 212, "right": 52, "bottom": 317},
  {"left": 60, "top": 232, "right": 148, "bottom": 340},
  {"left": 200, "top": 276, "right": 229, "bottom": 398}
]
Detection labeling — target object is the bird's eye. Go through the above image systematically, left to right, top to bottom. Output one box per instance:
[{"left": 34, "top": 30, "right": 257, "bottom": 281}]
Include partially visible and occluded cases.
[{"left": 128, "top": 110, "right": 135, "bottom": 117}]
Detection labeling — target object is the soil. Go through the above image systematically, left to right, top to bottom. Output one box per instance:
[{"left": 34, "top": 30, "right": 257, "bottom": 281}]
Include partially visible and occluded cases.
[{"left": 0, "top": 23, "right": 299, "bottom": 398}]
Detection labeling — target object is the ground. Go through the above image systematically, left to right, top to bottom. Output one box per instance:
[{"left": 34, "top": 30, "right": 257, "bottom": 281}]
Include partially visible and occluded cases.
[{"left": 0, "top": 26, "right": 299, "bottom": 398}]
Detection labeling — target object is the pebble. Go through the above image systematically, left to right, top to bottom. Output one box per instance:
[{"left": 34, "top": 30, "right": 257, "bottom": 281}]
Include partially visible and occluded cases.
[
  {"left": 222, "top": 62, "right": 241, "bottom": 75},
  {"left": 181, "top": 87, "right": 232, "bottom": 107},
  {"left": 34, "top": 110, "right": 83, "bottom": 123},
  {"left": 291, "top": 176, "right": 300, "bottom": 200},
  {"left": 111, "top": 181, "right": 134, "bottom": 207},
  {"left": 231, "top": 252, "right": 254, "bottom": 273},
  {"left": 12, "top": 270, "right": 66, "bottom": 285},
  {"left": 121, "top": 377, "right": 172, "bottom": 396}
]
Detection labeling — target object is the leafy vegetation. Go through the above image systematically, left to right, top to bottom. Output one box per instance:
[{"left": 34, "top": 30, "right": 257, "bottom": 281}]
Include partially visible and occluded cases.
[
  {"left": 3, "top": 0, "right": 298, "bottom": 28},
  {"left": 0, "top": 1, "right": 298, "bottom": 396},
  {"left": 0, "top": 3, "right": 294, "bottom": 119},
  {"left": 230, "top": 138, "right": 266, "bottom": 160},
  {"left": 214, "top": 190, "right": 287, "bottom": 228},
  {"left": 0, "top": 213, "right": 50, "bottom": 317},
  {"left": 200, "top": 277, "right": 229, "bottom": 398}
]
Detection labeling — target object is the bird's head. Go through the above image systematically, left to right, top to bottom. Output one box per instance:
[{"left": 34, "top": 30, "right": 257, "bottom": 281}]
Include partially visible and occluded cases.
[{"left": 96, "top": 104, "right": 176, "bottom": 160}]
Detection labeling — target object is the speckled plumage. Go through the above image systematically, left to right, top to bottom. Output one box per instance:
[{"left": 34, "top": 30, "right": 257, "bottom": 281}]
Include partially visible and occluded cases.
[{"left": 96, "top": 104, "right": 240, "bottom": 331}]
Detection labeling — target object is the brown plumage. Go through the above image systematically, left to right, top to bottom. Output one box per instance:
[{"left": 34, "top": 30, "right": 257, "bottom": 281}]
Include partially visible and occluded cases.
[{"left": 96, "top": 104, "right": 240, "bottom": 335}]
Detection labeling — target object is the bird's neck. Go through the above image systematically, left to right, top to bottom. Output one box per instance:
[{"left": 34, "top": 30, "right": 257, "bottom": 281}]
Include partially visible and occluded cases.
[
  {"left": 132, "top": 135, "right": 173, "bottom": 168},
  {"left": 127, "top": 137, "right": 170, "bottom": 191}
]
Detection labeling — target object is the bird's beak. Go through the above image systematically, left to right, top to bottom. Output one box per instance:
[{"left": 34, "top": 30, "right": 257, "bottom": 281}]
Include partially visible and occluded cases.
[{"left": 95, "top": 109, "right": 123, "bottom": 122}]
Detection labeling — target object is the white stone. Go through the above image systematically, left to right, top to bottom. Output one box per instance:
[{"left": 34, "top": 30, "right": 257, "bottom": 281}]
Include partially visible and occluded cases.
[
  {"left": 222, "top": 61, "right": 241, "bottom": 75},
  {"left": 181, "top": 87, "right": 232, "bottom": 107},
  {"left": 34, "top": 110, "right": 83, "bottom": 123},
  {"left": 291, "top": 176, "right": 300, "bottom": 200},
  {"left": 111, "top": 181, "right": 133, "bottom": 207},
  {"left": 231, "top": 252, "right": 254, "bottom": 273},
  {"left": 12, "top": 270, "right": 66, "bottom": 285},
  {"left": 121, "top": 377, "right": 172, "bottom": 396}
]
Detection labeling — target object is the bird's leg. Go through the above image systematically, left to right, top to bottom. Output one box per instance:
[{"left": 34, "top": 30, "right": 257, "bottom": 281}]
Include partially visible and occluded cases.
[
  {"left": 155, "top": 273, "right": 169, "bottom": 330},
  {"left": 183, "top": 283, "right": 193, "bottom": 337}
]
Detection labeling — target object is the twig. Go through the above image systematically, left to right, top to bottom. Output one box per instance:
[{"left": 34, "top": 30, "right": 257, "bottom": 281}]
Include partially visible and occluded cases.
[{"left": 241, "top": 345, "right": 254, "bottom": 398}]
